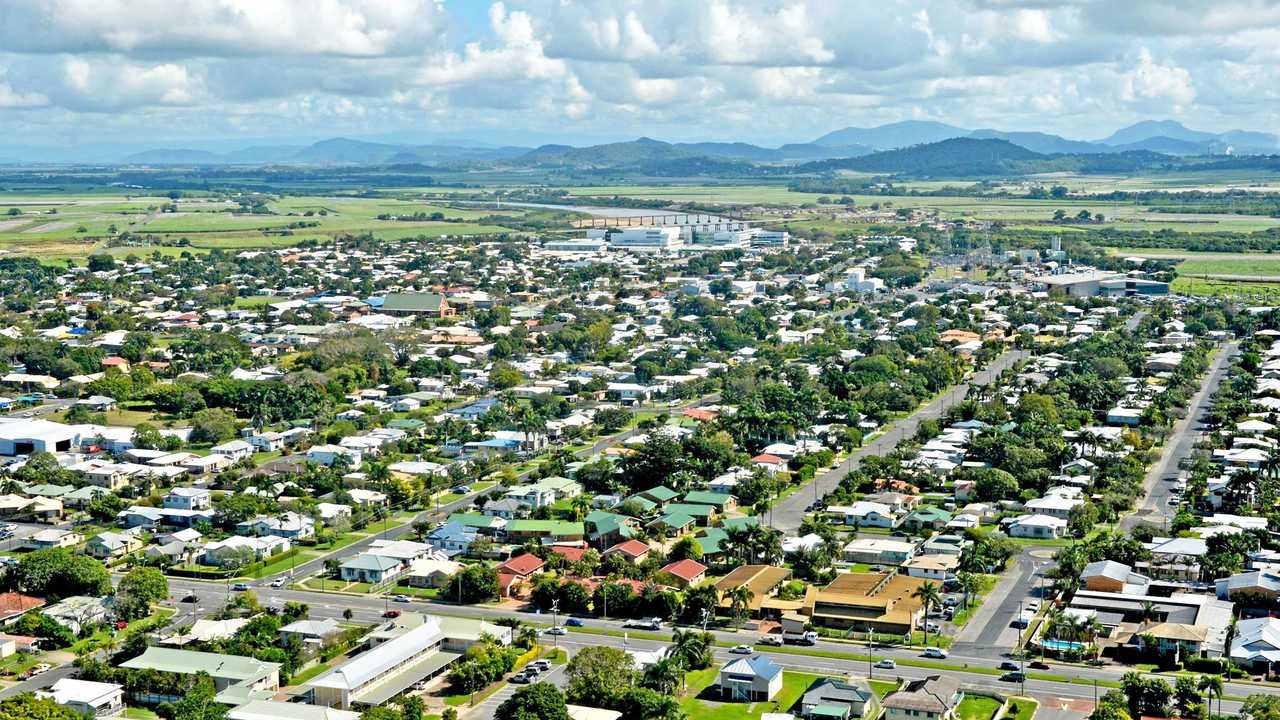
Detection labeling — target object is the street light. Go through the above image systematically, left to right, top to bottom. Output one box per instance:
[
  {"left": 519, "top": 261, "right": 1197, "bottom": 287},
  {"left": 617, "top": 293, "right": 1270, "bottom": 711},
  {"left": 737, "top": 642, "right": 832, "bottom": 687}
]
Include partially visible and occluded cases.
[{"left": 552, "top": 599, "right": 560, "bottom": 650}]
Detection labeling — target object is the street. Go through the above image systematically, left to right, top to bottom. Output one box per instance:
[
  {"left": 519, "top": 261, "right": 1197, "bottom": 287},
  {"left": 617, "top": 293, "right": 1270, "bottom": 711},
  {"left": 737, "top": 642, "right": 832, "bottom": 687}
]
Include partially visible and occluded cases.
[
  {"left": 1121, "top": 341, "right": 1237, "bottom": 532},
  {"left": 772, "top": 349, "right": 1030, "bottom": 533}
]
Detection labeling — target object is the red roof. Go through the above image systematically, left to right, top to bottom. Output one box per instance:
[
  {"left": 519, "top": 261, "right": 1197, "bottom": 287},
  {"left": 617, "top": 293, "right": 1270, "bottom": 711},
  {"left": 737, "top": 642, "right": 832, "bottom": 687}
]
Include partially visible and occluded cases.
[
  {"left": 101, "top": 357, "right": 129, "bottom": 366},
  {"left": 683, "top": 407, "right": 718, "bottom": 422},
  {"left": 752, "top": 454, "right": 785, "bottom": 465},
  {"left": 605, "top": 539, "right": 650, "bottom": 559},
  {"left": 551, "top": 546, "right": 587, "bottom": 563},
  {"left": 498, "top": 553, "right": 546, "bottom": 577},
  {"left": 661, "top": 559, "right": 708, "bottom": 582},
  {"left": 574, "top": 576, "right": 663, "bottom": 594},
  {"left": 0, "top": 592, "right": 44, "bottom": 620}
]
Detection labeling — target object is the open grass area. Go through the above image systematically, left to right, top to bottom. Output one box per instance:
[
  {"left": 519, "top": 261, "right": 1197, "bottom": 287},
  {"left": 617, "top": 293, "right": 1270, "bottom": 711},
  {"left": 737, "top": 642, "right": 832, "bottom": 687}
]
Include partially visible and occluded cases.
[
  {"left": 1172, "top": 276, "right": 1280, "bottom": 299},
  {"left": 71, "top": 606, "right": 176, "bottom": 655},
  {"left": 680, "top": 670, "right": 823, "bottom": 720},
  {"left": 869, "top": 679, "right": 898, "bottom": 698},
  {"left": 956, "top": 695, "right": 1004, "bottom": 720},
  {"left": 1005, "top": 697, "right": 1039, "bottom": 720},
  {"left": 122, "top": 708, "right": 161, "bottom": 720}
]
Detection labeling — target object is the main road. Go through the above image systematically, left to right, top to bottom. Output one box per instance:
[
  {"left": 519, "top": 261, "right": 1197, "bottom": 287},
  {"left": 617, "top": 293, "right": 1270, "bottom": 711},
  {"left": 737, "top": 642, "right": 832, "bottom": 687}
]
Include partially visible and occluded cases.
[{"left": 772, "top": 348, "right": 1030, "bottom": 534}]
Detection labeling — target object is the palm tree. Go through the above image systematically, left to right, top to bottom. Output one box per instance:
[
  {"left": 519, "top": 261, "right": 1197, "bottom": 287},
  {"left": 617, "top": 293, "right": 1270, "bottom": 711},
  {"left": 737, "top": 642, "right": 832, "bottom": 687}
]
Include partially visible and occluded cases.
[
  {"left": 568, "top": 493, "right": 592, "bottom": 522},
  {"left": 956, "top": 571, "right": 980, "bottom": 609},
  {"left": 912, "top": 581, "right": 943, "bottom": 647},
  {"left": 683, "top": 583, "right": 720, "bottom": 624},
  {"left": 727, "top": 586, "right": 755, "bottom": 627},
  {"left": 1139, "top": 600, "right": 1159, "bottom": 624},
  {"left": 671, "top": 628, "right": 713, "bottom": 671},
  {"left": 643, "top": 655, "right": 683, "bottom": 694},
  {"left": 1198, "top": 673, "right": 1223, "bottom": 719}
]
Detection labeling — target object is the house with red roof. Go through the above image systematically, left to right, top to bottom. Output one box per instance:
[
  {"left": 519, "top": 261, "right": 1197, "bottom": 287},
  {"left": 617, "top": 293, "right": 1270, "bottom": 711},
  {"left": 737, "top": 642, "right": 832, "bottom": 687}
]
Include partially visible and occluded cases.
[
  {"left": 683, "top": 407, "right": 718, "bottom": 422},
  {"left": 751, "top": 454, "right": 786, "bottom": 473},
  {"left": 603, "top": 539, "right": 651, "bottom": 564},
  {"left": 550, "top": 546, "right": 588, "bottom": 565},
  {"left": 496, "top": 552, "right": 547, "bottom": 598},
  {"left": 659, "top": 559, "right": 708, "bottom": 588},
  {"left": 0, "top": 592, "right": 44, "bottom": 623}
]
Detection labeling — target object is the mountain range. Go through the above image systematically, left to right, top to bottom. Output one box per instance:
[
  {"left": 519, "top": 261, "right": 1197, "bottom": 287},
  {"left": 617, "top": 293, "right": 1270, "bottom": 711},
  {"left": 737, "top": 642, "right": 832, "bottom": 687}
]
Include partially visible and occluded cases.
[{"left": 34, "top": 119, "right": 1280, "bottom": 169}]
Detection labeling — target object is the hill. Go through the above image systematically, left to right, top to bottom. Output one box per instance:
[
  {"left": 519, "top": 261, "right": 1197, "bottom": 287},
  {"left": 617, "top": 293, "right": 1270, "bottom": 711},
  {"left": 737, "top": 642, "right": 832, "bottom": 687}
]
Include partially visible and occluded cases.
[
  {"left": 812, "top": 120, "right": 969, "bottom": 149},
  {"left": 1100, "top": 120, "right": 1217, "bottom": 146},
  {"left": 966, "top": 129, "right": 1102, "bottom": 155},
  {"left": 797, "top": 138, "right": 1046, "bottom": 176},
  {"left": 123, "top": 148, "right": 223, "bottom": 164}
]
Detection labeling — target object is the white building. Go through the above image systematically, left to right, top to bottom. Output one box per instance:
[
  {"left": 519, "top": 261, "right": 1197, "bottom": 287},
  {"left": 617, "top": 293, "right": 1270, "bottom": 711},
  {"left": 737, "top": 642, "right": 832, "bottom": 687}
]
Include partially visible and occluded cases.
[
  {"left": 609, "top": 226, "right": 683, "bottom": 252},
  {"left": 38, "top": 678, "right": 124, "bottom": 717}
]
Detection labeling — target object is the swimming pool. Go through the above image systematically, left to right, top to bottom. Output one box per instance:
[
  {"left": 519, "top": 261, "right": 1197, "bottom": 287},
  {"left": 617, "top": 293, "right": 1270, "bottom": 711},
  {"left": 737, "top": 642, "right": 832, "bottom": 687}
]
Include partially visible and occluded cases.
[{"left": 1039, "top": 638, "right": 1087, "bottom": 652}]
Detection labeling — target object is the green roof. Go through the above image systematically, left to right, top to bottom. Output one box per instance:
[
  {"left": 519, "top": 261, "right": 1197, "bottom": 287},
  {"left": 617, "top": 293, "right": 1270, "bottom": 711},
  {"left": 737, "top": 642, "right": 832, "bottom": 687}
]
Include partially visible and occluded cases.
[
  {"left": 382, "top": 292, "right": 446, "bottom": 313},
  {"left": 388, "top": 419, "right": 426, "bottom": 429},
  {"left": 25, "top": 483, "right": 73, "bottom": 497},
  {"left": 640, "top": 486, "right": 679, "bottom": 502},
  {"left": 683, "top": 491, "right": 732, "bottom": 508},
  {"left": 623, "top": 496, "right": 658, "bottom": 513},
  {"left": 665, "top": 503, "right": 713, "bottom": 517},
  {"left": 909, "top": 507, "right": 953, "bottom": 521},
  {"left": 447, "top": 512, "right": 502, "bottom": 529},
  {"left": 650, "top": 512, "right": 695, "bottom": 530},
  {"left": 720, "top": 517, "right": 758, "bottom": 531},
  {"left": 505, "top": 519, "right": 585, "bottom": 536},
  {"left": 696, "top": 528, "right": 729, "bottom": 554},
  {"left": 341, "top": 554, "right": 401, "bottom": 571},
  {"left": 121, "top": 647, "right": 279, "bottom": 682},
  {"left": 811, "top": 704, "right": 851, "bottom": 719}
]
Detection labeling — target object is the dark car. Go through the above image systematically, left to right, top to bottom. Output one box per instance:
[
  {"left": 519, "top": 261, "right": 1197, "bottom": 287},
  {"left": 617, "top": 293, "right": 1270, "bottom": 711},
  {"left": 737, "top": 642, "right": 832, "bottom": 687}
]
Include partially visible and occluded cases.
[
  {"left": 182, "top": 594, "right": 199, "bottom": 603},
  {"left": 383, "top": 609, "right": 401, "bottom": 618},
  {"left": 565, "top": 618, "right": 584, "bottom": 627},
  {"left": 1029, "top": 660, "right": 1050, "bottom": 670},
  {"left": 999, "top": 661, "right": 1020, "bottom": 671},
  {"left": 1001, "top": 671, "right": 1025, "bottom": 682}
]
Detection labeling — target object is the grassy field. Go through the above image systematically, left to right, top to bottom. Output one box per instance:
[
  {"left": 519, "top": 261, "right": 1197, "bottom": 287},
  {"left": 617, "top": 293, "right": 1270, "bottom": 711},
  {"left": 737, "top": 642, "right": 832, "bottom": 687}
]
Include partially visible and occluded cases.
[{"left": 956, "top": 695, "right": 1004, "bottom": 720}]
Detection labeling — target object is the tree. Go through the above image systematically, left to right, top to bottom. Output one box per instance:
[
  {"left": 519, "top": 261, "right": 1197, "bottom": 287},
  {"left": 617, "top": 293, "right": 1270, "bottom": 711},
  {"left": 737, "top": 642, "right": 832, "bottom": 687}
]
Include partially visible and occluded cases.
[
  {"left": 190, "top": 408, "right": 238, "bottom": 443},
  {"left": 133, "top": 422, "right": 165, "bottom": 450},
  {"left": 667, "top": 536, "right": 703, "bottom": 563},
  {"left": 13, "top": 548, "right": 111, "bottom": 599},
  {"left": 448, "top": 565, "right": 500, "bottom": 604},
  {"left": 116, "top": 566, "right": 169, "bottom": 621},
  {"left": 912, "top": 581, "right": 943, "bottom": 646},
  {"left": 727, "top": 585, "right": 754, "bottom": 627},
  {"left": 565, "top": 646, "right": 637, "bottom": 707},
  {"left": 642, "top": 656, "right": 683, "bottom": 695},
  {"left": 1120, "top": 671, "right": 1171, "bottom": 719},
  {"left": 159, "top": 673, "right": 226, "bottom": 720},
  {"left": 1198, "top": 674, "right": 1224, "bottom": 719},
  {"left": 1173, "top": 676, "right": 1202, "bottom": 719},
  {"left": 495, "top": 683, "right": 570, "bottom": 720},
  {"left": 1089, "top": 690, "right": 1133, "bottom": 720},
  {"left": 0, "top": 694, "right": 82, "bottom": 720},
  {"left": 1244, "top": 694, "right": 1280, "bottom": 720}
]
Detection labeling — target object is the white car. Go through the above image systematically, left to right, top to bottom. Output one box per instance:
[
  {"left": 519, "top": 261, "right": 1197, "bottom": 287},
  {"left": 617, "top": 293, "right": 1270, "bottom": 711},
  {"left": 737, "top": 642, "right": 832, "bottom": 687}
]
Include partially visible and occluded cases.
[
  {"left": 269, "top": 578, "right": 286, "bottom": 588},
  {"left": 393, "top": 594, "right": 411, "bottom": 602},
  {"left": 544, "top": 626, "right": 567, "bottom": 636},
  {"left": 730, "top": 644, "right": 752, "bottom": 654},
  {"left": 922, "top": 647, "right": 948, "bottom": 659},
  {"left": 873, "top": 659, "right": 896, "bottom": 669}
]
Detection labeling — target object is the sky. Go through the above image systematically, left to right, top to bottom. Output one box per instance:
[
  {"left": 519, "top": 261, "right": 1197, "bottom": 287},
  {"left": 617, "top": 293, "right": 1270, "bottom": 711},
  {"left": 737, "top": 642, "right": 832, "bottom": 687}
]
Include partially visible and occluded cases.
[{"left": 2, "top": 0, "right": 1279, "bottom": 153}]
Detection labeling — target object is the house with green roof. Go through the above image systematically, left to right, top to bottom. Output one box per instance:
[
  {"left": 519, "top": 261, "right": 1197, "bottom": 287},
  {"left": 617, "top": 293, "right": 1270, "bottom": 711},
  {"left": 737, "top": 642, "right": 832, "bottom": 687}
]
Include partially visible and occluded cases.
[
  {"left": 381, "top": 292, "right": 454, "bottom": 318},
  {"left": 387, "top": 418, "right": 427, "bottom": 433},
  {"left": 25, "top": 483, "right": 74, "bottom": 498},
  {"left": 63, "top": 485, "right": 111, "bottom": 508},
  {"left": 638, "top": 486, "right": 679, "bottom": 508},
  {"left": 683, "top": 490, "right": 737, "bottom": 513},
  {"left": 622, "top": 495, "right": 658, "bottom": 514},
  {"left": 664, "top": 503, "right": 715, "bottom": 526},
  {"left": 902, "top": 507, "right": 953, "bottom": 532},
  {"left": 585, "top": 510, "right": 637, "bottom": 547},
  {"left": 648, "top": 512, "right": 695, "bottom": 537},
  {"left": 445, "top": 513, "right": 506, "bottom": 534},
  {"left": 721, "top": 516, "right": 759, "bottom": 532},
  {"left": 504, "top": 519, "right": 585, "bottom": 543},
  {"left": 696, "top": 528, "right": 729, "bottom": 559},
  {"left": 340, "top": 554, "right": 403, "bottom": 584},
  {"left": 120, "top": 647, "right": 280, "bottom": 701}
]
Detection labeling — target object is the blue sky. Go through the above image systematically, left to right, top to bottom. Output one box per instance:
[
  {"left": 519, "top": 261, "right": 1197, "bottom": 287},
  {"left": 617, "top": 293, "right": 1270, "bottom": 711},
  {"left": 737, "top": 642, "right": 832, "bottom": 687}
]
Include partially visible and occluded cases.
[{"left": 0, "top": 0, "right": 1277, "bottom": 154}]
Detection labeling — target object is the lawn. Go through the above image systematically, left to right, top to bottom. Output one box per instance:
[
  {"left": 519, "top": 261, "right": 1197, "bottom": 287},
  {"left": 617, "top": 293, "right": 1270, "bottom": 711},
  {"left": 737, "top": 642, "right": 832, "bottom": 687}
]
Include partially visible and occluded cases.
[
  {"left": 245, "top": 549, "right": 320, "bottom": 579},
  {"left": 72, "top": 607, "right": 176, "bottom": 655},
  {"left": 680, "top": 670, "right": 824, "bottom": 720},
  {"left": 869, "top": 679, "right": 898, "bottom": 698},
  {"left": 956, "top": 695, "right": 1003, "bottom": 720},
  {"left": 1004, "top": 698, "right": 1039, "bottom": 720},
  {"left": 123, "top": 708, "right": 161, "bottom": 720}
]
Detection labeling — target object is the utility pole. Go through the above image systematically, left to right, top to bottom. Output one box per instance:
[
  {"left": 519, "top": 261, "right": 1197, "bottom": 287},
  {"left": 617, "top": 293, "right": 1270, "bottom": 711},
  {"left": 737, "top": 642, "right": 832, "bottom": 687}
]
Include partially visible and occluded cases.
[
  {"left": 552, "top": 599, "right": 560, "bottom": 650},
  {"left": 1018, "top": 599, "right": 1027, "bottom": 698}
]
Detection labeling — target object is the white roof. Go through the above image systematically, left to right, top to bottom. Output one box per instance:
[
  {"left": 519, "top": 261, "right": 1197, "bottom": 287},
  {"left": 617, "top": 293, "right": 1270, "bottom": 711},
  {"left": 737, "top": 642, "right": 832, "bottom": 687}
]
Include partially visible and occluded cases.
[
  {"left": 307, "top": 616, "right": 443, "bottom": 691},
  {"left": 39, "top": 678, "right": 121, "bottom": 705},
  {"left": 228, "top": 701, "right": 361, "bottom": 720}
]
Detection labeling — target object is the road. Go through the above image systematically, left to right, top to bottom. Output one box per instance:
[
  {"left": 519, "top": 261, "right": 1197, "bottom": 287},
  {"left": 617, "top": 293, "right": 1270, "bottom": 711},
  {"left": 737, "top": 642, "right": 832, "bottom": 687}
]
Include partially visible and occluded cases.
[
  {"left": 1121, "top": 341, "right": 1238, "bottom": 532},
  {"left": 771, "top": 349, "right": 1030, "bottom": 534},
  {"left": 950, "top": 548, "right": 1056, "bottom": 659}
]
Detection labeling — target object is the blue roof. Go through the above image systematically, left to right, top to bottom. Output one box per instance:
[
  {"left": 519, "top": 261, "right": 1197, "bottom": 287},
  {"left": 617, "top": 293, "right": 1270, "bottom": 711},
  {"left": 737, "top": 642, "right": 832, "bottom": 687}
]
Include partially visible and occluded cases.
[
  {"left": 365, "top": 296, "right": 385, "bottom": 307},
  {"left": 69, "top": 327, "right": 89, "bottom": 335},
  {"left": 476, "top": 438, "right": 519, "bottom": 448},
  {"left": 724, "top": 655, "right": 782, "bottom": 680}
]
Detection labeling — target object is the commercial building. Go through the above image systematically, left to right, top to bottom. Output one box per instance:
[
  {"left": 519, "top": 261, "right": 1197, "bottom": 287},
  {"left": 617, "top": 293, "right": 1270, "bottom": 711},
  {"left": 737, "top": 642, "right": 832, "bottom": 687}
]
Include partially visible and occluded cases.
[
  {"left": 608, "top": 226, "right": 683, "bottom": 252},
  {"left": 0, "top": 418, "right": 80, "bottom": 456},
  {"left": 804, "top": 572, "right": 926, "bottom": 634},
  {"left": 120, "top": 647, "right": 280, "bottom": 705},
  {"left": 227, "top": 701, "right": 361, "bottom": 720}
]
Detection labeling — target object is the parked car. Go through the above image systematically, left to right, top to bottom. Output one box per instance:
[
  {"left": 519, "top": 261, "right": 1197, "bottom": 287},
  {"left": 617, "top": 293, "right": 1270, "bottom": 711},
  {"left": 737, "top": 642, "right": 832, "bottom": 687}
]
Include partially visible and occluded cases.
[
  {"left": 943, "top": 596, "right": 960, "bottom": 607},
  {"left": 565, "top": 618, "right": 584, "bottom": 627},
  {"left": 925, "top": 622, "right": 941, "bottom": 633},
  {"left": 730, "top": 644, "right": 753, "bottom": 654},
  {"left": 921, "top": 647, "right": 948, "bottom": 659},
  {"left": 873, "top": 659, "right": 896, "bottom": 669},
  {"left": 528, "top": 660, "right": 551, "bottom": 672},
  {"left": 509, "top": 672, "right": 532, "bottom": 684}
]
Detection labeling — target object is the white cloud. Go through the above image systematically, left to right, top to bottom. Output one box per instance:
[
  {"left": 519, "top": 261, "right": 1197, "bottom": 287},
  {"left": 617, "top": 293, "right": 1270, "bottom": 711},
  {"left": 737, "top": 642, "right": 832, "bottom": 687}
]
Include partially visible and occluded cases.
[{"left": 1120, "top": 48, "right": 1196, "bottom": 108}]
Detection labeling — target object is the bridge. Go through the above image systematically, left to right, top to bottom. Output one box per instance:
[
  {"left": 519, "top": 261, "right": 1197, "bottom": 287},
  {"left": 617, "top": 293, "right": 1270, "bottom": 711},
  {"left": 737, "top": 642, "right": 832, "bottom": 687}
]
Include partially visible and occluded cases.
[{"left": 570, "top": 211, "right": 746, "bottom": 229}]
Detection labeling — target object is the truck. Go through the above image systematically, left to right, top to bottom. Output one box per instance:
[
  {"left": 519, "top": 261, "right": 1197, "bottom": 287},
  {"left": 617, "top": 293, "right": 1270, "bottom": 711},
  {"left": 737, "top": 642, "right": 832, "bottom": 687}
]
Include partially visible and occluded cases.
[
  {"left": 623, "top": 617, "right": 662, "bottom": 631},
  {"left": 783, "top": 630, "right": 819, "bottom": 645}
]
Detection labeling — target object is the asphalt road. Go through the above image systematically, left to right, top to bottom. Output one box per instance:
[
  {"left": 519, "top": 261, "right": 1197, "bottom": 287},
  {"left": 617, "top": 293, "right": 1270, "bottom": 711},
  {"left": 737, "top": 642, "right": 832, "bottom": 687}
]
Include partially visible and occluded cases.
[
  {"left": 1121, "top": 341, "right": 1238, "bottom": 532},
  {"left": 771, "top": 349, "right": 1031, "bottom": 534},
  {"left": 950, "top": 548, "right": 1056, "bottom": 659}
]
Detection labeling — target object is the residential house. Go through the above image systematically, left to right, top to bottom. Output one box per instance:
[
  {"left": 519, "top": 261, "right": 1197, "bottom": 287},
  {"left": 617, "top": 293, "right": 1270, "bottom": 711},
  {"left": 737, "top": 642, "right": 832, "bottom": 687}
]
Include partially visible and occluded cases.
[
  {"left": 718, "top": 655, "right": 782, "bottom": 702},
  {"left": 882, "top": 676, "right": 962, "bottom": 720},
  {"left": 37, "top": 678, "right": 125, "bottom": 717},
  {"left": 799, "top": 678, "right": 876, "bottom": 720}
]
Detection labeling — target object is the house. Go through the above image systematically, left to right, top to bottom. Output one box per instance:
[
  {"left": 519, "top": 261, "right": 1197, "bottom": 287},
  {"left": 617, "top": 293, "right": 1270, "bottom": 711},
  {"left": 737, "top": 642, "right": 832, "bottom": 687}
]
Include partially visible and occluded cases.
[
  {"left": 381, "top": 292, "right": 455, "bottom": 318},
  {"left": 211, "top": 439, "right": 255, "bottom": 461},
  {"left": 307, "top": 444, "right": 362, "bottom": 468},
  {"left": 165, "top": 484, "right": 212, "bottom": 507},
  {"left": 637, "top": 486, "right": 680, "bottom": 508},
  {"left": 682, "top": 490, "right": 737, "bottom": 514},
  {"left": 482, "top": 498, "right": 527, "bottom": 520},
  {"left": 828, "top": 501, "right": 897, "bottom": 528},
  {"left": 901, "top": 507, "right": 952, "bottom": 532},
  {"left": 585, "top": 510, "right": 637, "bottom": 547},
  {"left": 238, "top": 512, "right": 315, "bottom": 540},
  {"left": 1004, "top": 514, "right": 1067, "bottom": 539},
  {"left": 503, "top": 519, "right": 584, "bottom": 544},
  {"left": 426, "top": 521, "right": 477, "bottom": 556},
  {"left": 25, "top": 528, "right": 82, "bottom": 550},
  {"left": 86, "top": 530, "right": 144, "bottom": 560},
  {"left": 204, "top": 535, "right": 290, "bottom": 566},
  {"left": 842, "top": 538, "right": 917, "bottom": 566},
  {"left": 603, "top": 539, "right": 651, "bottom": 564},
  {"left": 496, "top": 552, "right": 546, "bottom": 595},
  {"left": 339, "top": 555, "right": 403, "bottom": 585},
  {"left": 904, "top": 555, "right": 960, "bottom": 583},
  {"left": 402, "top": 558, "right": 465, "bottom": 588},
  {"left": 660, "top": 559, "right": 709, "bottom": 588},
  {"left": 1082, "top": 560, "right": 1150, "bottom": 593},
  {"left": 715, "top": 565, "right": 792, "bottom": 618},
  {"left": 805, "top": 572, "right": 926, "bottom": 634},
  {"left": 0, "top": 592, "right": 45, "bottom": 623},
  {"left": 44, "top": 595, "right": 114, "bottom": 635},
  {"left": 1230, "top": 617, "right": 1280, "bottom": 674},
  {"left": 279, "top": 618, "right": 343, "bottom": 653},
  {"left": 121, "top": 647, "right": 280, "bottom": 701},
  {"left": 718, "top": 655, "right": 783, "bottom": 702},
  {"left": 882, "top": 676, "right": 963, "bottom": 720},
  {"left": 799, "top": 677, "right": 876, "bottom": 720},
  {"left": 37, "top": 678, "right": 124, "bottom": 717},
  {"left": 228, "top": 701, "right": 360, "bottom": 720}
]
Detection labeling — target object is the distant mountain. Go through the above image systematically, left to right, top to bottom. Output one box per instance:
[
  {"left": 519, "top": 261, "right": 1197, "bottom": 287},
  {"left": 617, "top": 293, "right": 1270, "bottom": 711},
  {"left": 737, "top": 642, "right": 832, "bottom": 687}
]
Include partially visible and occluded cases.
[
  {"left": 1100, "top": 120, "right": 1218, "bottom": 146},
  {"left": 812, "top": 121, "right": 969, "bottom": 149},
  {"left": 966, "top": 129, "right": 1102, "bottom": 155},
  {"left": 1106, "top": 136, "right": 1220, "bottom": 156},
  {"left": 519, "top": 137, "right": 870, "bottom": 168},
  {"left": 798, "top": 138, "right": 1045, "bottom": 176},
  {"left": 222, "top": 145, "right": 304, "bottom": 163},
  {"left": 123, "top": 148, "right": 223, "bottom": 164}
]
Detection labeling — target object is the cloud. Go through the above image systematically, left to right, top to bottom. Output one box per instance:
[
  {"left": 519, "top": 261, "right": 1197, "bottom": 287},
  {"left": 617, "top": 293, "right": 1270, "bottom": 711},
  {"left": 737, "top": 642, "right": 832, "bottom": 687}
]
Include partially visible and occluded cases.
[
  {"left": 1120, "top": 48, "right": 1196, "bottom": 109},
  {"left": 57, "top": 57, "right": 203, "bottom": 111}
]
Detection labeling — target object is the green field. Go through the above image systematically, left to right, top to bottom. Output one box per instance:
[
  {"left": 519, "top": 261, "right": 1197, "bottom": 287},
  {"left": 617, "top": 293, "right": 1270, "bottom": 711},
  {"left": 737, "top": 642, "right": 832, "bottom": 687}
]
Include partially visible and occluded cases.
[{"left": 956, "top": 695, "right": 1004, "bottom": 720}]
